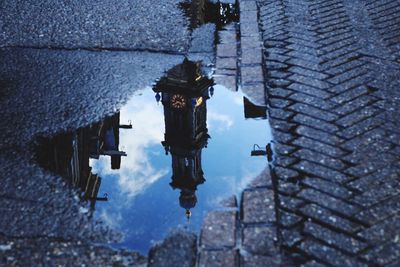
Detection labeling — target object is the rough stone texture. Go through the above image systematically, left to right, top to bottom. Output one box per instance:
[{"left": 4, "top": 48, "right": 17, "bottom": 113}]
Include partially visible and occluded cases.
[
  {"left": 0, "top": 0, "right": 190, "bottom": 53},
  {"left": 256, "top": 0, "right": 400, "bottom": 265},
  {"left": 0, "top": 48, "right": 183, "bottom": 150},
  {"left": 242, "top": 188, "right": 275, "bottom": 224},
  {"left": 219, "top": 195, "right": 238, "bottom": 208},
  {"left": 200, "top": 211, "right": 237, "bottom": 249},
  {"left": 242, "top": 226, "right": 278, "bottom": 256},
  {"left": 148, "top": 230, "right": 197, "bottom": 267},
  {"left": 0, "top": 236, "right": 147, "bottom": 267},
  {"left": 198, "top": 250, "right": 239, "bottom": 267},
  {"left": 241, "top": 255, "right": 282, "bottom": 267}
]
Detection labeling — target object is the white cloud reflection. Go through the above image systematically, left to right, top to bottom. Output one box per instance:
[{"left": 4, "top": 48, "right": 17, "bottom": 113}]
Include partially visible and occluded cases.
[
  {"left": 92, "top": 89, "right": 169, "bottom": 200},
  {"left": 207, "top": 111, "right": 234, "bottom": 133}
]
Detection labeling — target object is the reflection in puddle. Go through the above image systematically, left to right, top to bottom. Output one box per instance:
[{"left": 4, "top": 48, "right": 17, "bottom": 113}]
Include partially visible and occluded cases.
[
  {"left": 180, "top": 0, "right": 239, "bottom": 31},
  {"left": 153, "top": 59, "right": 213, "bottom": 219},
  {"left": 35, "top": 60, "right": 272, "bottom": 254}
]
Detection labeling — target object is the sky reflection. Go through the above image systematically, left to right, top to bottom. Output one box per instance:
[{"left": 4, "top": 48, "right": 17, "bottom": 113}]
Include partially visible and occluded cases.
[{"left": 91, "top": 84, "right": 272, "bottom": 254}]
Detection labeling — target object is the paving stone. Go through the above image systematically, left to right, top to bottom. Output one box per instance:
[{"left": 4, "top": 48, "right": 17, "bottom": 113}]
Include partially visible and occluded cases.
[
  {"left": 240, "top": 1, "right": 258, "bottom": 12},
  {"left": 241, "top": 11, "right": 258, "bottom": 24},
  {"left": 240, "top": 22, "right": 260, "bottom": 37},
  {"left": 219, "top": 30, "right": 237, "bottom": 44},
  {"left": 241, "top": 36, "right": 262, "bottom": 50},
  {"left": 217, "top": 43, "right": 237, "bottom": 58},
  {"left": 241, "top": 49, "right": 262, "bottom": 65},
  {"left": 216, "top": 57, "right": 237, "bottom": 70},
  {"left": 241, "top": 65, "right": 264, "bottom": 84},
  {"left": 214, "top": 75, "right": 237, "bottom": 91},
  {"left": 241, "top": 83, "right": 265, "bottom": 105},
  {"left": 288, "top": 83, "right": 332, "bottom": 100},
  {"left": 268, "top": 87, "right": 294, "bottom": 98},
  {"left": 288, "top": 92, "right": 336, "bottom": 111},
  {"left": 269, "top": 98, "right": 292, "bottom": 108},
  {"left": 288, "top": 103, "right": 338, "bottom": 122},
  {"left": 269, "top": 107, "right": 294, "bottom": 120},
  {"left": 292, "top": 114, "right": 339, "bottom": 133},
  {"left": 270, "top": 119, "right": 296, "bottom": 132},
  {"left": 295, "top": 125, "right": 342, "bottom": 146},
  {"left": 272, "top": 129, "right": 295, "bottom": 143},
  {"left": 292, "top": 137, "right": 348, "bottom": 158},
  {"left": 273, "top": 142, "right": 296, "bottom": 156},
  {"left": 293, "top": 148, "right": 346, "bottom": 171},
  {"left": 293, "top": 161, "right": 349, "bottom": 184},
  {"left": 274, "top": 166, "right": 299, "bottom": 181},
  {"left": 248, "top": 167, "right": 272, "bottom": 188},
  {"left": 301, "top": 177, "right": 353, "bottom": 199},
  {"left": 242, "top": 188, "right": 275, "bottom": 223},
  {"left": 297, "top": 188, "right": 360, "bottom": 217},
  {"left": 279, "top": 194, "right": 306, "bottom": 211},
  {"left": 355, "top": 194, "right": 400, "bottom": 225},
  {"left": 220, "top": 195, "right": 238, "bottom": 208},
  {"left": 300, "top": 204, "right": 362, "bottom": 233},
  {"left": 280, "top": 210, "right": 303, "bottom": 228},
  {"left": 200, "top": 211, "right": 237, "bottom": 249},
  {"left": 303, "top": 222, "right": 367, "bottom": 254},
  {"left": 242, "top": 226, "right": 278, "bottom": 255},
  {"left": 148, "top": 230, "right": 197, "bottom": 267},
  {"left": 298, "top": 240, "right": 367, "bottom": 267},
  {"left": 361, "top": 241, "right": 400, "bottom": 266},
  {"left": 198, "top": 250, "right": 239, "bottom": 267},
  {"left": 241, "top": 254, "right": 282, "bottom": 267}
]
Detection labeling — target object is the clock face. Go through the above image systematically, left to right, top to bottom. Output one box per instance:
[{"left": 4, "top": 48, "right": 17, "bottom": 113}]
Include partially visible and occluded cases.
[{"left": 171, "top": 94, "right": 186, "bottom": 109}]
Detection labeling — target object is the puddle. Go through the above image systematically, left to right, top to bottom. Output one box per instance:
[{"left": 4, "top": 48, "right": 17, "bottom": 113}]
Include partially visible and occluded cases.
[
  {"left": 180, "top": 0, "right": 239, "bottom": 31},
  {"left": 34, "top": 59, "right": 273, "bottom": 254}
]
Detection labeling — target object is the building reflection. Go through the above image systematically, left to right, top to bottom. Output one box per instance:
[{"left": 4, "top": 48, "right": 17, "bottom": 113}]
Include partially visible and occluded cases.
[
  {"left": 153, "top": 59, "right": 213, "bottom": 218},
  {"left": 36, "top": 112, "right": 131, "bottom": 209}
]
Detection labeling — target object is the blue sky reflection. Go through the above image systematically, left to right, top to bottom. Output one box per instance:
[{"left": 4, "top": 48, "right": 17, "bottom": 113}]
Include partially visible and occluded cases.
[{"left": 91, "top": 85, "right": 272, "bottom": 254}]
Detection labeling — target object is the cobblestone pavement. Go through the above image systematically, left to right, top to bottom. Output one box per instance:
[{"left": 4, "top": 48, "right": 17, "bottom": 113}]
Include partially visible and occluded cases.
[
  {"left": 2, "top": 0, "right": 400, "bottom": 266},
  {"left": 200, "top": 0, "right": 400, "bottom": 266},
  {"left": 257, "top": 0, "right": 400, "bottom": 265}
]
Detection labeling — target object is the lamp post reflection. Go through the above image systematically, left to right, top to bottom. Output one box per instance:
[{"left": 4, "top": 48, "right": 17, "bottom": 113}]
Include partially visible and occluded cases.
[{"left": 153, "top": 59, "right": 213, "bottom": 218}]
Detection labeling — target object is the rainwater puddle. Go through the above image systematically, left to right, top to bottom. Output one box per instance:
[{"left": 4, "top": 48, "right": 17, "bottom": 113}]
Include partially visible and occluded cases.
[{"left": 34, "top": 60, "right": 273, "bottom": 254}]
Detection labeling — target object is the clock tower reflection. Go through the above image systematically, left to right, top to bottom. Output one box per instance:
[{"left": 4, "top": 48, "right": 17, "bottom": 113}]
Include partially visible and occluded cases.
[{"left": 153, "top": 59, "right": 213, "bottom": 218}]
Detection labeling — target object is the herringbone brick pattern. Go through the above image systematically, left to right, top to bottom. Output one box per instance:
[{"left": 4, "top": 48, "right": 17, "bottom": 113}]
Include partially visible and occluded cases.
[{"left": 256, "top": 0, "right": 400, "bottom": 265}]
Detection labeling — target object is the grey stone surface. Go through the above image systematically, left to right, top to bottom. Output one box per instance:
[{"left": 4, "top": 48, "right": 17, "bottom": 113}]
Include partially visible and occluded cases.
[
  {"left": 0, "top": 0, "right": 190, "bottom": 53},
  {"left": 257, "top": 0, "right": 400, "bottom": 264},
  {"left": 189, "top": 23, "right": 216, "bottom": 53},
  {"left": 0, "top": 48, "right": 183, "bottom": 149},
  {"left": 242, "top": 188, "right": 275, "bottom": 223},
  {"left": 220, "top": 195, "right": 238, "bottom": 208},
  {"left": 200, "top": 211, "right": 237, "bottom": 249},
  {"left": 242, "top": 226, "right": 278, "bottom": 256},
  {"left": 148, "top": 230, "right": 197, "bottom": 267},
  {"left": 0, "top": 236, "right": 147, "bottom": 267},
  {"left": 198, "top": 250, "right": 239, "bottom": 267}
]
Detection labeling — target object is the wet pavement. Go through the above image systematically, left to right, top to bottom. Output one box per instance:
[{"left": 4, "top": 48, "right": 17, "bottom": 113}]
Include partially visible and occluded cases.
[{"left": 1, "top": 0, "right": 400, "bottom": 266}]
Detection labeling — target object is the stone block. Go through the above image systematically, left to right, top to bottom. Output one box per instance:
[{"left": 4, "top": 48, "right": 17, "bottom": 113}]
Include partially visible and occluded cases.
[
  {"left": 240, "top": 1, "right": 258, "bottom": 12},
  {"left": 217, "top": 43, "right": 237, "bottom": 58},
  {"left": 241, "top": 48, "right": 262, "bottom": 65},
  {"left": 216, "top": 57, "right": 237, "bottom": 70},
  {"left": 241, "top": 65, "right": 264, "bottom": 84},
  {"left": 214, "top": 75, "right": 237, "bottom": 91},
  {"left": 241, "top": 83, "right": 265, "bottom": 105},
  {"left": 242, "top": 188, "right": 275, "bottom": 223},
  {"left": 220, "top": 195, "right": 238, "bottom": 208},
  {"left": 200, "top": 211, "right": 237, "bottom": 249},
  {"left": 242, "top": 226, "right": 278, "bottom": 255},
  {"left": 148, "top": 230, "right": 197, "bottom": 267},
  {"left": 198, "top": 250, "right": 239, "bottom": 267},
  {"left": 241, "top": 254, "right": 282, "bottom": 267}
]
